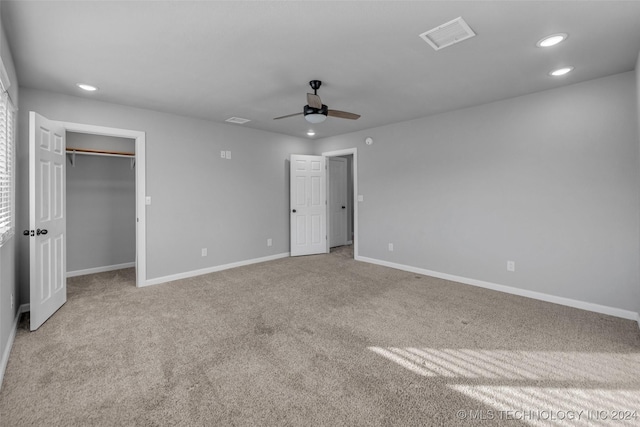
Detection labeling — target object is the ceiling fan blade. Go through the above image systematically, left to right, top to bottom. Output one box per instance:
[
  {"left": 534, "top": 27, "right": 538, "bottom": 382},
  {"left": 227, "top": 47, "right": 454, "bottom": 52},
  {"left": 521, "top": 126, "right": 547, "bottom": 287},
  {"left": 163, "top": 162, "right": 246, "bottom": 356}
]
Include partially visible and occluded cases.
[
  {"left": 307, "top": 93, "right": 323, "bottom": 109},
  {"left": 327, "top": 110, "right": 360, "bottom": 120},
  {"left": 273, "top": 112, "right": 304, "bottom": 120}
]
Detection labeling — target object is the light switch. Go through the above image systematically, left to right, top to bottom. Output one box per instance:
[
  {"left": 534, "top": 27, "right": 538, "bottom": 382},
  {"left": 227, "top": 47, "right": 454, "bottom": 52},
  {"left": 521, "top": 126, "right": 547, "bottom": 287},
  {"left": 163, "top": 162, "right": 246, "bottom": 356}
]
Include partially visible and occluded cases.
[
  {"left": 226, "top": 150, "right": 232, "bottom": 159},
  {"left": 220, "top": 151, "right": 226, "bottom": 159},
  {"left": 357, "top": 195, "right": 364, "bottom": 202},
  {"left": 145, "top": 196, "right": 151, "bottom": 205}
]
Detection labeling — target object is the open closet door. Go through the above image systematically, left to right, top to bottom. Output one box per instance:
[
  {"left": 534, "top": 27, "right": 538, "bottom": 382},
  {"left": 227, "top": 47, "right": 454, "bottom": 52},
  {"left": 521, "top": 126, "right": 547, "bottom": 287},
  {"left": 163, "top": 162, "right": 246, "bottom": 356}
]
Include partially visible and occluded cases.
[
  {"left": 28, "top": 112, "right": 67, "bottom": 331},
  {"left": 290, "top": 155, "right": 326, "bottom": 256},
  {"left": 329, "top": 157, "right": 348, "bottom": 248}
]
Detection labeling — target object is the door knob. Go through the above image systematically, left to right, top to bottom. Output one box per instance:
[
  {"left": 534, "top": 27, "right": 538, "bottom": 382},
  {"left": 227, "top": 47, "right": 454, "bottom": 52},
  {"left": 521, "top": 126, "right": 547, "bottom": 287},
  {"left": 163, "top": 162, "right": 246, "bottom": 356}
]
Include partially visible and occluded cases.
[
  {"left": 342, "top": 206, "right": 346, "bottom": 209},
  {"left": 292, "top": 209, "right": 297, "bottom": 213},
  {"left": 36, "top": 229, "right": 48, "bottom": 236}
]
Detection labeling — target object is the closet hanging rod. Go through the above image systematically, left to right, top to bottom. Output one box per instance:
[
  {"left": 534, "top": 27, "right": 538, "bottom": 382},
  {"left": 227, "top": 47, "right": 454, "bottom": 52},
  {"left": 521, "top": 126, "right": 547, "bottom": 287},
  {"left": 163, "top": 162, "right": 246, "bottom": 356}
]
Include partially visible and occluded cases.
[
  {"left": 66, "top": 147, "right": 135, "bottom": 157},
  {"left": 66, "top": 147, "right": 136, "bottom": 169}
]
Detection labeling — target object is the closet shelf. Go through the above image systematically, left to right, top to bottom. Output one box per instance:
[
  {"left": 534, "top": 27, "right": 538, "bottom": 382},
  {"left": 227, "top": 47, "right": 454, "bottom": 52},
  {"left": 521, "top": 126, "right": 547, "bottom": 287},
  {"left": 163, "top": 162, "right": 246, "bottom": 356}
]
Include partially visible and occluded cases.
[{"left": 66, "top": 147, "right": 135, "bottom": 168}]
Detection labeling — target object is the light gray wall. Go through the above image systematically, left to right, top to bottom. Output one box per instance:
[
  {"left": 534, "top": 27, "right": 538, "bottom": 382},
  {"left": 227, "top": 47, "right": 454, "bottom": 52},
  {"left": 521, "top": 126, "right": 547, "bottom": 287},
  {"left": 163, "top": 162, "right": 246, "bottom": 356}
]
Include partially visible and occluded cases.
[
  {"left": 0, "top": 5, "right": 19, "bottom": 387},
  {"left": 636, "top": 51, "right": 640, "bottom": 316},
  {"left": 316, "top": 71, "right": 640, "bottom": 314},
  {"left": 16, "top": 88, "right": 312, "bottom": 303},
  {"left": 66, "top": 133, "right": 136, "bottom": 273}
]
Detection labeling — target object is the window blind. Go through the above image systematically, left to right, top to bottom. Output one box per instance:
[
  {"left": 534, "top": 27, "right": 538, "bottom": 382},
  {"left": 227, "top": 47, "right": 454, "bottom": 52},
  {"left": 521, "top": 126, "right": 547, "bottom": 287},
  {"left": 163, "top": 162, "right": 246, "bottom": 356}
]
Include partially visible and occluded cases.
[{"left": 0, "top": 91, "right": 15, "bottom": 245}]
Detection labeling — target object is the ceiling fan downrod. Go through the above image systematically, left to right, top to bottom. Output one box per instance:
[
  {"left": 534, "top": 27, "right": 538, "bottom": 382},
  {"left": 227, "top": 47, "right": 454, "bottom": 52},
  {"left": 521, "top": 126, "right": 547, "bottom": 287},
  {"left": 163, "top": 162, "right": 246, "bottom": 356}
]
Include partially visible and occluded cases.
[{"left": 309, "top": 80, "right": 322, "bottom": 95}]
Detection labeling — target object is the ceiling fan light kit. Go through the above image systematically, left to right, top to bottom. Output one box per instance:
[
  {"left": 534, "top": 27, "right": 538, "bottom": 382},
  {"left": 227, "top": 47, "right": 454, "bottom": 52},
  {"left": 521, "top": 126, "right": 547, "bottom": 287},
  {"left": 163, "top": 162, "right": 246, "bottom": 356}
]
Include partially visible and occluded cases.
[
  {"left": 274, "top": 80, "right": 360, "bottom": 123},
  {"left": 304, "top": 104, "right": 328, "bottom": 123},
  {"left": 305, "top": 114, "right": 327, "bottom": 124}
]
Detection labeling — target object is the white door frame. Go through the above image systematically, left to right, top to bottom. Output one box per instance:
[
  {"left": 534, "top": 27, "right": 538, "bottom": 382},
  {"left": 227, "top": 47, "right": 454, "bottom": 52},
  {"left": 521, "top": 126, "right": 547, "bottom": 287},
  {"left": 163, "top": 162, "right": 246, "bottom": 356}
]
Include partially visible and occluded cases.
[
  {"left": 59, "top": 121, "right": 146, "bottom": 287},
  {"left": 322, "top": 148, "right": 358, "bottom": 259}
]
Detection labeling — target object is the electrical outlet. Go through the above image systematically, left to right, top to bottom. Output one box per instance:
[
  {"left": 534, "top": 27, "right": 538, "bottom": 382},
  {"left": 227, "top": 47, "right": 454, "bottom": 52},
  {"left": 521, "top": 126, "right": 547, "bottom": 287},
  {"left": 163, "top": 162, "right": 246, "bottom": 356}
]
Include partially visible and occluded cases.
[
  {"left": 220, "top": 151, "right": 226, "bottom": 159},
  {"left": 358, "top": 195, "right": 364, "bottom": 202},
  {"left": 267, "top": 238, "right": 272, "bottom": 247},
  {"left": 388, "top": 243, "right": 394, "bottom": 251},
  {"left": 201, "top": 248, "right": 208, "bottom": 257},
  {"left": 507, "top": 260, "right": 515, "bottom": 272}
]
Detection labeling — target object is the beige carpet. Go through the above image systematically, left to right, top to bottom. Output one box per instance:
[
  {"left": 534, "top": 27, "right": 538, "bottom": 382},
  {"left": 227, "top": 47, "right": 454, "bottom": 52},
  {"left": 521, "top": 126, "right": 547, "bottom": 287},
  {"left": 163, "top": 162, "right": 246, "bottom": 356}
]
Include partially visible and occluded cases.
[{"left": 1, "top": 245, "right": 639, "bottom": 426}]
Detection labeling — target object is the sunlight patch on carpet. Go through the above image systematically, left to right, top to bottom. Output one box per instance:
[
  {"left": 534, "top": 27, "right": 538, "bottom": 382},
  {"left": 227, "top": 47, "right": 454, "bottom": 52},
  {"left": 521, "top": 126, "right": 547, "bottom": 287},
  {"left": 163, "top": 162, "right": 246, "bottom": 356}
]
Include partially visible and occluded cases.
[{"left": 369, "top": 347, "right": 640, "bottom": 426}]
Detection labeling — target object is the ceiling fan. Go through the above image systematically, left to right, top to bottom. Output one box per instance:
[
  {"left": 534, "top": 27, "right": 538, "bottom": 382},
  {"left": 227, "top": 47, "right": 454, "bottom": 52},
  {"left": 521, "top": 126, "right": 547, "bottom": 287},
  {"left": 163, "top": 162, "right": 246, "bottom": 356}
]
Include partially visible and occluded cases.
[{"left": 274, "top": 80, "right": 361, "bottom": 123}]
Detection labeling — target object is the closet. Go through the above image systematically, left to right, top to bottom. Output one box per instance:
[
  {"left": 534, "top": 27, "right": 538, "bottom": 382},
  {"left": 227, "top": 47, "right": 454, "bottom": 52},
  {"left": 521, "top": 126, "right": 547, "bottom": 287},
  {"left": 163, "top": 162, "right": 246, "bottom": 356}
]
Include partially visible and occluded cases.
[{"left": 65, "top": 132, "right": 136, "bottom": 276}]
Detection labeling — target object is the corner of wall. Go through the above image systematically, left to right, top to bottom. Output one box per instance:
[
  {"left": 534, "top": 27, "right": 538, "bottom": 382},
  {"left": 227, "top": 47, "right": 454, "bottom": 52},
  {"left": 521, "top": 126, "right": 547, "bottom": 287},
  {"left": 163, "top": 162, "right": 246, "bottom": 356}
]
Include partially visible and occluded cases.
[
  {"left": 0, "top": 8, "right": 20, "bottom": 392},
  {"left": 0, "top": 14, "right": 19, "bottom": 104},
  {"left": 636, "top": 49, "right": 640, "bottom": 320},
  {"left": 0, "top": 304, "right": 27, "bottom": 391}
]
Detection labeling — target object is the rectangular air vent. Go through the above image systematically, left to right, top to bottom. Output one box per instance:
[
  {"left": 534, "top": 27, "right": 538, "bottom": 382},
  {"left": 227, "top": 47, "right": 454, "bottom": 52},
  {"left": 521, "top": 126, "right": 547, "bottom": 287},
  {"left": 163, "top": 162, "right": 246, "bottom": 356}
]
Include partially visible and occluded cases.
[
  {"left": 419, "top": 16, "right": 476, "bottom": 51},
  {"left": 225, "top": 117, "right": 251, "bottom": 124}
]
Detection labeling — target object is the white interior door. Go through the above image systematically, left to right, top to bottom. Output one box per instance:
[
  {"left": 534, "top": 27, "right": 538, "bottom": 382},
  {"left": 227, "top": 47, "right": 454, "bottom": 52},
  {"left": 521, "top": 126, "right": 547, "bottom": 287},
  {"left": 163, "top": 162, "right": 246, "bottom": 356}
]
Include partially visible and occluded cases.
[
  {"left": 29, "top": 112, "right": 66, "bottom": 331},
  {"left": 290, "top": 154, "right": 326, "bottom": 256},
  {"left": 329, "top": 157, "right": 348, "bottom": 248}
]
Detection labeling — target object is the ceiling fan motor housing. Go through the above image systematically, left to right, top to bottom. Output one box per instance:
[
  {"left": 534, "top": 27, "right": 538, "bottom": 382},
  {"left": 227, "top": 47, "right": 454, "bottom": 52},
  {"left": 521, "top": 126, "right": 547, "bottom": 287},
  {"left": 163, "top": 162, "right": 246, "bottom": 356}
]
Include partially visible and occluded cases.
[{"left": 304, "top": 104, "right": 328, "bottom": 117}]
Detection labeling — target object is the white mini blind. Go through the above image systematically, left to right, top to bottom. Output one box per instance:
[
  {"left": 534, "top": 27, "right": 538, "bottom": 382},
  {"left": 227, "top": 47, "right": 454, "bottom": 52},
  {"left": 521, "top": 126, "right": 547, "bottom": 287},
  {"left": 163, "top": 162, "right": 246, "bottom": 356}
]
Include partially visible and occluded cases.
[{"left": 0, "top": 91, "right": 15, "bottom": 245}]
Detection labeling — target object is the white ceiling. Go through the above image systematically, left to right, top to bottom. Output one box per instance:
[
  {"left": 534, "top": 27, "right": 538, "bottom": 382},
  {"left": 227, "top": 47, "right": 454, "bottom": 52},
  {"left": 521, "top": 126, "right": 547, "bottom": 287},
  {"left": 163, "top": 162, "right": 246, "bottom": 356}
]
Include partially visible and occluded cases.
[{"left": 3, "top": 1, "right": 640, "bottom": 139}]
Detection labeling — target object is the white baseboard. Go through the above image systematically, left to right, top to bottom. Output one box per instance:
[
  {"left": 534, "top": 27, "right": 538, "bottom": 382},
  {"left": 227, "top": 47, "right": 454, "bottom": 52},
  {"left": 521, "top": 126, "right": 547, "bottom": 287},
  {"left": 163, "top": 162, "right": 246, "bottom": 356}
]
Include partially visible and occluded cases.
[
  {"left": 143, "top": 252, "right": 290, "bottom": 287},
  {"left": 356, "top": 255, "right": 639, "bottom": 321},
  {"left": 67, "top": 262, "right": 136, "bottom": 278},
  {"left": 1, "top": 304, "right": 29, "bottom": 391}
]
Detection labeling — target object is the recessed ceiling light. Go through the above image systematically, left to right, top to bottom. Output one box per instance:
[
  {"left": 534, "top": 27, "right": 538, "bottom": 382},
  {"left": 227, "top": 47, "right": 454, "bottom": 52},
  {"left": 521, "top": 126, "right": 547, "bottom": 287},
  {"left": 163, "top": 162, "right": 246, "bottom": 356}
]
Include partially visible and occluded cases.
[
  {"left": 536, "top": 33, "right": 568, "bottom": 48},
  {"left": 549, "top": 66, "right": 574, "bottom": 77},
  {"left": 76, "top": 83, "right": 98, "bottom": 91},
  {"left": 307, "top": 130, "right": 316, "bottom": 137}
]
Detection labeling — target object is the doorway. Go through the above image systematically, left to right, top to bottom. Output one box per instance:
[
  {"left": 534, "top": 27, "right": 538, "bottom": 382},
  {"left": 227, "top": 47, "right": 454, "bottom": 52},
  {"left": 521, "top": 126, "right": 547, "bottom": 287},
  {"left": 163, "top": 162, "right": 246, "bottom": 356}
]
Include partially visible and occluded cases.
[
  {"left": 61, "top": 121, "right": 146, "bottom": 286},
  {"left": 66, "top": 132, "right": 136, "bottom": 278},
  {"left": 323, "top": 148, "right": 358, "bottom": 259}
]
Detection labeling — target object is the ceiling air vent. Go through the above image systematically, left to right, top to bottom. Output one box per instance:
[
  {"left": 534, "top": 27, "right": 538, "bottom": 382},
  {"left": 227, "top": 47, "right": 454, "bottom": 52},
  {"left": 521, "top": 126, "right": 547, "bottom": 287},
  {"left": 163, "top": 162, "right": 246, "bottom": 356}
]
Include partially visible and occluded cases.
[
  {"left": 419, "top": 16, "right": 476, "bottom": 51},
  {"left": 225, "top": 117, "right": 251, "bottom": 124}
]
